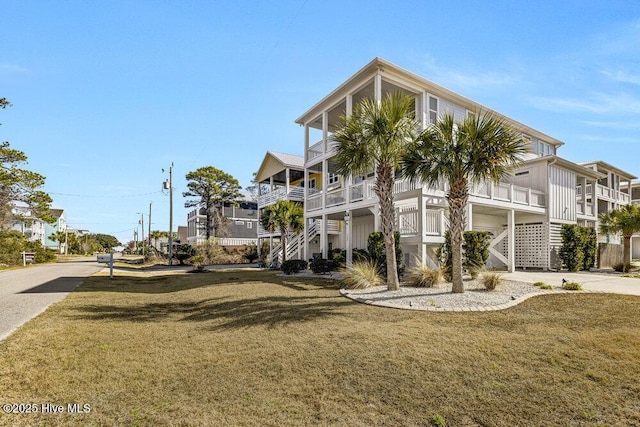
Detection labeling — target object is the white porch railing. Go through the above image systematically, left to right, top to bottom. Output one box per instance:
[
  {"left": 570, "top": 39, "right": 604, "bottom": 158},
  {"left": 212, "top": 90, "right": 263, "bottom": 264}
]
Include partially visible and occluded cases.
[
  {"left": 307, "top": 140, "right": 323, "bottom": 160},
  {"left": 471, "top": 180, "right": 546, "bottom": 207},
  {"left": 583, "top": 183, "right": 631, "bottom": 205},
  {"left": 258, "top": 186, "right": 305, "bottom": 207},
  {"left": 325, "top": 188, "right": 347, "bottom": 207},
  {"left": 307, "top": 193, "right": 323, "bottom": 211},
  {"left": 577, "top": 203, "right": 595, "bottom": 216},
  {"left": 397, "top": 208, "right": 443, "bottom": 237}
]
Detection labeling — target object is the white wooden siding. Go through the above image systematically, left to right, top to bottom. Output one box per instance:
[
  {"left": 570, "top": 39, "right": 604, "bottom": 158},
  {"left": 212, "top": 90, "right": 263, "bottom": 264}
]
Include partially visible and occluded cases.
[
  {"left": 439, "top": 98, "right": 467, "bottom": 122},
  {"left": 549, "top": 166, "right": 577, "bottom": 221},
  {"left": 352, "top": 215, "right": 375, "bottom": 250}
]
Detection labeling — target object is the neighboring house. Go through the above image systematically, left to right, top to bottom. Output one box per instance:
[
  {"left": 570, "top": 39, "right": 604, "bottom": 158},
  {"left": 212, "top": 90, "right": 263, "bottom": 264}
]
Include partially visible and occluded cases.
[
  {"left": 259, "top": 57, "right": 637, "bottom": 271},
  {"left": 254, "top": 151, "right": 306, "bottom": 261},
  {"left": 623, "top": 180, "right": 640, "bottom": 259},
  {"left": 186, "top": 202, "right": 258, "bottom": 247},
  {"left": 11, "top": 204, "right": 46, "bottom": 243},
  {"left": 11, "top": 205, "right": 67, "bottom": 253},
  {"left": 44, "top": 209, "right": 67, "bottom": 253}
]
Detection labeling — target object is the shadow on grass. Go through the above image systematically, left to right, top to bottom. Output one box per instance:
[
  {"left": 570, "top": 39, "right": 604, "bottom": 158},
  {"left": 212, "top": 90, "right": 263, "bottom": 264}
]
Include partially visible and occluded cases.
[{"left": 67, "top": 294, "right": 351, "bottom": 330}]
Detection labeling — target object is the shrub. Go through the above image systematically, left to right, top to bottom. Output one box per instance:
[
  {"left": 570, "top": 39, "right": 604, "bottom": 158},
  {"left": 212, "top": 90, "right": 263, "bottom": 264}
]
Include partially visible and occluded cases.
[
  {"left": 559, "top": 224, "right": 597, "bottom": 271},
  {"left": 463, "top": 231, "right": 491, "bottom": 277},
  {"left": 367, "top": 232, "right": 403, "bottom": 278},
  {"left": 174, "top": 244, "right": 196, "bottom": 265},
  {"left": 242, "top": 244, "right": 259, "bottom": 263},
  {"left": 330, "top": 248, "right": 346, "bottom": 268},
  {"left": 352, "top": 248, "right": 370, "bottom": 262},
  {"left": 191, "top": 254, "right": 205, "bottom": 271},
  {"left": 309, "top": 258, "right": 336, "bottom": 274},
  {"left": 281, "top": 259, "right": 308, "bottom": 275},
  {"left": 341, "top": 260, "right": 383, "bottom": 289},
  {"left": 612, "top": 262, "right": 631, "bottom": 273},
  {"left": 408, "top": 264, "right": 442, "bottom": 288},
  {"left": 482, "top": 272, "right": 502, "bottom": 290},
  {"left": 534, "top": 281, "right": 553, "bottom": 290},
  {"left": 562, "top": 281, "right": 583, "bottom": 291}
]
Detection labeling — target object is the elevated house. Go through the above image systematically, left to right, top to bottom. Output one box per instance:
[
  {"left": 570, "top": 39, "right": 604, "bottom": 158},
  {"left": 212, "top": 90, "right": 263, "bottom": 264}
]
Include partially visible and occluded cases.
[
  {"left": 261, "top": 58, "right": 635, "bottom": 270},
  {"left": 254, "top": 151, "right": 310, "bottom": 261},
  {"left": 186, "top": 201, "right": 258, "bottom": 247}
]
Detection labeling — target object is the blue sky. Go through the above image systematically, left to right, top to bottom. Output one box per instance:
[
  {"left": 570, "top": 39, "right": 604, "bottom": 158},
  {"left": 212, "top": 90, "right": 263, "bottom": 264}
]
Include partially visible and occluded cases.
[{"left": 1, "top": 1, "right": 639, "bottom": 244}]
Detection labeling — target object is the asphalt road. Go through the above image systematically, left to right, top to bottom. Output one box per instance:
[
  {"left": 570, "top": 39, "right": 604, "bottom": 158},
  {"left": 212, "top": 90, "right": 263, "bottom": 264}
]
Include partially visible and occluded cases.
[{"left": 0, "top": 259, "right": 103, "bottom": 342}]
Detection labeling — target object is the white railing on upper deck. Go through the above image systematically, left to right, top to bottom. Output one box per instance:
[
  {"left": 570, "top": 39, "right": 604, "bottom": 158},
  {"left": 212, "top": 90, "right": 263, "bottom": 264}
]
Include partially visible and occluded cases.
[
  {"left": 307, "top": 140, "right": 324, "bottom": 160},
  {"left": 471, "top": 180, "right": 545, "bottom": 207},
  {"left": 582, "top": 183, "right": 631, "bottom": 205},
  {"left": 258, "top": 186, "right": 305, "bottom": 207},
  {"left": 325, "top": 188, "right": 347, "bottom": 208},
  {"left": 307, "top": 193, "right": 323, "bottom": 211},
  {"left": 576, "top": 203, "right": 596, "bottom": 216}
]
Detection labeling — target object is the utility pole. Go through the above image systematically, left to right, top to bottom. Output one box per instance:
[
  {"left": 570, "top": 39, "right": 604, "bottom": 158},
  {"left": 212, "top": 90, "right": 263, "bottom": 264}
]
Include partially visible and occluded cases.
[
  {"left": 163, "top": 163, "right": 174, "bottom": 266},
  {"left": 148, "top": 202, "right": 152, "bottom": 250},
  {"left": 137, "top": 212, "right": 145, "bottom": 256}
]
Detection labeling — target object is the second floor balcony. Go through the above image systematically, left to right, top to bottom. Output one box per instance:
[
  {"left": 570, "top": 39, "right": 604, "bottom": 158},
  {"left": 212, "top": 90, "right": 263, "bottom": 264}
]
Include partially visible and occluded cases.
[
  {"left": 306, "top": 178, "right": 546, "bottom": 212},
  {"left": 577, "top": 183, "right": 631, "bottom": 205},
  {"left": 258, "top": 186, "right": 305, "bottom": 208}
]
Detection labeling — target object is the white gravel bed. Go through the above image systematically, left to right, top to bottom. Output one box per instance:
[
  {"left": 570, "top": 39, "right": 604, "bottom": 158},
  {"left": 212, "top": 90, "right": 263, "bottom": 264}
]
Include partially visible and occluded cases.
[{"left": 341, "top": 280, "right": 560, "bottom": 311}]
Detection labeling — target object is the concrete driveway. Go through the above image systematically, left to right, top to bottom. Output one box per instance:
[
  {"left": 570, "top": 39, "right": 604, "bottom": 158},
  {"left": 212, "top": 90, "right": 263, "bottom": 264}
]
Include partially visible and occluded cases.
[
  {"left": 0, "top": 260, "right": 103, "bottom": 342},
  {"left": 503, "top": 270, "right": 640, "bottom": 296}
]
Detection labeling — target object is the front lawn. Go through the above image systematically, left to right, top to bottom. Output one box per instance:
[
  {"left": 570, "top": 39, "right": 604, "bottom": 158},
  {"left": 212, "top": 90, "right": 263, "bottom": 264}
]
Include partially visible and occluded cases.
[{"left": 0, "top": 269, "right": 638, "bottom": 426}]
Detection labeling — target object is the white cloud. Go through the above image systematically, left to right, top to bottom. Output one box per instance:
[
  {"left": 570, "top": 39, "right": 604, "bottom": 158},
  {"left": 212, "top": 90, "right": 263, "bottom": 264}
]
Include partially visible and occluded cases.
[
  {"left": 414, "top": 54, "right": 520, "bottom": 91},
  {"left": 0, "top": 63, "right": 30, "bottom": 74},
  {"left": 600, "top": 68, "right": 640, "bottom": 85},
  {"left": 530, "top": 92, "right": 640, "bottom": 115},
  {"left": 576, "top": 134, "right": 640, "bottom": 144}
]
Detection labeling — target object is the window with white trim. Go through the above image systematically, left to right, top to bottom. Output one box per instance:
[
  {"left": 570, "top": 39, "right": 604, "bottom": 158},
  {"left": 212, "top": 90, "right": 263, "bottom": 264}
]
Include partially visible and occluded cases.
[
  {"left": 428, "top": 95, "right": 438, "bottom": 124},
  {"left": 537, "top": 141, "right": 553, "bottom": 157},
  {"left": 328, "top": 173, "right": 339, "bottom": 185},
  {"left": 247, "top": 222, "right": 252, "bottom": 229}
]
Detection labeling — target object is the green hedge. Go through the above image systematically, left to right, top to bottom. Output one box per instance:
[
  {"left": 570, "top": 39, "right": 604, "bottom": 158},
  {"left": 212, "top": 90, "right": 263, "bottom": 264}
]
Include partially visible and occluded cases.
[{"left": 559, "top": 224, "right": 596, "bottom": 271}]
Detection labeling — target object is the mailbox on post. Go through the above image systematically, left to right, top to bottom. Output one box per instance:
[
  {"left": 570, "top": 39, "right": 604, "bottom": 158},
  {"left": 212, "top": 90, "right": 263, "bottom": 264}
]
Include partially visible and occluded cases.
[
  {"left": 97, "top": 253, "right": 114, "bottom": 278},
  {"left": 97, "top": 254, "right": 112, "bottom": 263}
]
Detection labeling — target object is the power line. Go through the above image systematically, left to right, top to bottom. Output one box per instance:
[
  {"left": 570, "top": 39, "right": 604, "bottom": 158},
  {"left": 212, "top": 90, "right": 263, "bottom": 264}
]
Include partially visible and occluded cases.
[{"left": 49, "top": 191, "right": 163, "bottom": 198}]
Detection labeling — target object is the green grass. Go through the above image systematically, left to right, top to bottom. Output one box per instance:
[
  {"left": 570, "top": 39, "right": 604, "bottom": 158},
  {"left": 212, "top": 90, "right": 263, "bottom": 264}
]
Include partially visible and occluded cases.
[{"left": 0, "top": 269, "right": 639, "bottom": 426}]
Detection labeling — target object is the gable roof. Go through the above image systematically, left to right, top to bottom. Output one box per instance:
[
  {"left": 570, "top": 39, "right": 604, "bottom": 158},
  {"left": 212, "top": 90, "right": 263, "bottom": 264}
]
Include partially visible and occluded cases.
[
  {"left": 295, "top": 57, "right": 564, "bottom": 148},
  {"left": 254, "top": 151, "right": 304, "bottom": 184},
  {"left": 577, "top": 160, "right": 637, "bottom": 180},
  {"left": 49, "top": 209, "right": 64, "bottom": 218}
]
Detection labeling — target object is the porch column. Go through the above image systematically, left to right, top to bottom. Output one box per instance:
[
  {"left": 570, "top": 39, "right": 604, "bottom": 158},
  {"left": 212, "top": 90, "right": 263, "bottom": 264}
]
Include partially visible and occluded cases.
[
  {"left": 374, "top": 74, "right": 382, "bottom": 102},
  {"left": 346, "top": 94, "right": 353, "bottom": 118},
  {"left": 322, "top": 111, "right": 329, "bottom": 153},
  {"left": 304, "top": 124, "right": 310, "bottom": 163},
  {"left": 322, "top": 159, "right": 328, "bottom": 209},
  {"left": 285, "top": 168, "right": 290, "bottom": 195},
  {"left": 269, "top": 176, "right": 274, "bottom": 192},
  {"left": 582, "top": 177, "right": 587, "bottom": 215},
  {"left": 418, "top": 192, "right": 426, "bottom": 242},
  {"left": 465, "top": 204, "right": 473, "bottom": 231},
  {"left": 370, "top": 206, "right": 381, "bottom": 232},
  {"left": 507, "top": 209, "right": 515, "bottom": 272},
  {"left": 345, "top": 210, "right": 352, "bottom": 267},
  {"left": 321, "top": 214, "right": 328, "bottom": 259},
  {"left": 420, "top": 243, "right": 427, "bottom": 267}
]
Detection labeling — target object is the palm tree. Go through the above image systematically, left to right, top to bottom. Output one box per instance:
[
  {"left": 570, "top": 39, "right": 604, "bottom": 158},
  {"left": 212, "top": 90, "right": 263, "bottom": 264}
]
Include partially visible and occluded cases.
[
  {"left": 333, "top": 92, "right": 417, "bottom": 291},
  {"left": 401, "top": 112, "right": 527, "bottom": 293},
  {"left": 260, "top": 200, "right": 304, "bottom": 263},
  {"left": 599, "top": 204, "right": 640, "bottom": 272},
  {"left": 49, "top": 230, "right": 66, "bottom": 253},
  {"left": 149, "top": 230, "right": 167, "bottom": 252}
]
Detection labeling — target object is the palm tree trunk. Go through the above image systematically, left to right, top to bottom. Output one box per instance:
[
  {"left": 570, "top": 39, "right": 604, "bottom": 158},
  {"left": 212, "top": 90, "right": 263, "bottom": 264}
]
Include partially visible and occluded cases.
[
  {"left": 375, "top": 162, "right": 400, "bottom": 291},
  {"left": 448, "top": 176, "right": 469, "bottom": 293},
  {"left": 280, "top": 226, "right": 287, "bottom": 263}
]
